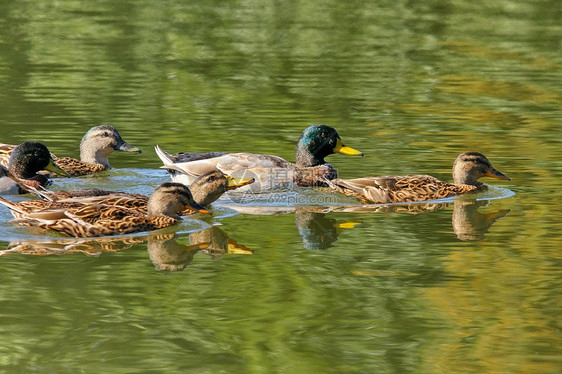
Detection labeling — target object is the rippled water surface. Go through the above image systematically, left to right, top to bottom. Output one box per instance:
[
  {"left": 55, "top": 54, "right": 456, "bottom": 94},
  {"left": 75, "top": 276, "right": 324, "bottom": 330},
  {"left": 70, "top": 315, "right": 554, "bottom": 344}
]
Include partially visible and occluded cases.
[{"left": 1, "top": 0, "right": 561, "bottom": 373}]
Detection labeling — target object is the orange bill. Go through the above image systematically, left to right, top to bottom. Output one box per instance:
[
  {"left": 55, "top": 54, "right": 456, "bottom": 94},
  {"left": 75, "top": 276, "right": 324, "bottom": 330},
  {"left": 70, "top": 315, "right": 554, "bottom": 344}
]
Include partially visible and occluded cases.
[{"left": 485, "top": 168, "right": 510, "bottom": 180}]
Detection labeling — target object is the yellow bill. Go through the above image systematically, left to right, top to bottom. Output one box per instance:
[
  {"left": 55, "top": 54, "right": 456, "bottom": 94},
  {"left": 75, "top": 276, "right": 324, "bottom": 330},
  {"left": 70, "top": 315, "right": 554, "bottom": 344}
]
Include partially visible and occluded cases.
[
  {"left": 334, "top": 138, "right": 363, "bottom": 156},
  {"left": 45, "top": 159, "right": 70, "bottom": 177},
  {"left": 226, "top": 175, "right": 255, "bottom": 190}
]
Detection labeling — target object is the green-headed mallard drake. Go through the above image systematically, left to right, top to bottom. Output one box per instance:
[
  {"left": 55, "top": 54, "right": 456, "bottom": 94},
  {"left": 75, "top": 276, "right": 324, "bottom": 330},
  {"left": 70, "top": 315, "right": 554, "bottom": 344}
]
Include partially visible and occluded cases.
[
  {"left": 0, "top": 125, "right": 141, "bottom": 177},
  {"left": 155, "top": 125, "right": 363, "bottom": 190},
  {"left": 0, "top": 142, "right": 69, "bottom": 194},
  {"left": 325, "top": 152, "right": 510, "bottom": 204},
  {"left": 0, "top": 182, "right": 210, "bottom": 238}
]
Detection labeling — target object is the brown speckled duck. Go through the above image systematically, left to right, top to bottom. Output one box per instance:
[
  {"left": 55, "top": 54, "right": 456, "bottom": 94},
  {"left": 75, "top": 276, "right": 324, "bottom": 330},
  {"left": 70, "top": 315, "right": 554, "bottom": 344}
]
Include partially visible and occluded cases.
[
  {"left": 0, "top": 125, "right": 141, "bottom": 177},
  {"left": 155, "top": 125, "right": 363, "bottom": 190},
  {"left": 325, "top": 152, "right": 510, "bottom": 204},
  {"left": 2, "top": 170, "right": 253, "bottom": 220},
  {"left": 0, "top": 182, "right": 210, "bottom": 238}
]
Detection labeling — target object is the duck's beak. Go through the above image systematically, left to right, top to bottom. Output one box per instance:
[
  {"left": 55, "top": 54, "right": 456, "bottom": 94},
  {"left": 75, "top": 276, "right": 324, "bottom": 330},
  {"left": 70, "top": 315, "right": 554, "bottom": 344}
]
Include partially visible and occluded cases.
[
  {"left": 334, "top": 138, "right": 364, "bottom": 156},
  {"left": 116, "top": 140, "right": 142, "bottom": 153},
  {"left": 45, "top": 159, "right": 70, "bottom": 177},
  {"left": 485, "top": 168, "right": 510, "bottom": 181},
  {"left": 226, "top": 175, "right": 255, "bottom": 190},
  {"left": 187, "top": 201, "right": 212, "bottom": 215},
  {"left": 227, "top": 240, "right": 254, "bottom": 254}
]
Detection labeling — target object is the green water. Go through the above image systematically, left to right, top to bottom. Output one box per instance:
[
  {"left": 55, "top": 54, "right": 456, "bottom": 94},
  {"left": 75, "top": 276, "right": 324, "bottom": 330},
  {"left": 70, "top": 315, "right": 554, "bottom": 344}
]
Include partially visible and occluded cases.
[{"left": 1, "top": 0, "right": 561, "bottom": 372}]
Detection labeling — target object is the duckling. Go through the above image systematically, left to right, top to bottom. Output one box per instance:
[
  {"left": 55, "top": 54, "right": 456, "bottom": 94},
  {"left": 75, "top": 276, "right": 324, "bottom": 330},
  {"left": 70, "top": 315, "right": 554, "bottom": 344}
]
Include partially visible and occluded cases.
[
  {"left": 0, "top": 125, "right": 141, "bottom": 177},
  {"left": 155, "top": 125, "right": 363, "bottom": 190},
  {"left": 0, "top": 142, "right": 69, "bottom": 194},
  {"left": 325, "top": 152, "right": 510, "bottom": 204},
  {"left": 0, "top": 182, "right": 210, "bottom": 238}
]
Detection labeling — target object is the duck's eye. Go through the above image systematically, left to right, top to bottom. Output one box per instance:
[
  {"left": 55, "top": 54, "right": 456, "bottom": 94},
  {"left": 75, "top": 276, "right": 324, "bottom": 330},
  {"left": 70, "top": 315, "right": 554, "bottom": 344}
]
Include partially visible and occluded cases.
[
  {"left": 102, "top": 132, "right": 110, "bottom": 137},
  {"left": 320, "top": 132, "right": 327, "bottom": 138}
]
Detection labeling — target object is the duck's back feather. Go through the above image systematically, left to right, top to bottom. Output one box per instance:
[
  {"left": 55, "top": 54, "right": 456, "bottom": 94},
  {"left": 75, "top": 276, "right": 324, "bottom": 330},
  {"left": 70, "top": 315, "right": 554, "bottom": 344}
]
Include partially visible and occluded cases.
[
  {"left": 0, "top": 144, "right": 16, "bottom": 168},
  {"left": 1, "top": 144, "right": 106, "bottom": 177},
  {"left": 162, "top": 152, "right": 295, "bottom": 189},
  {"left": 51, "top": 156, "right": 107, "bottom": 176},
  {"left": 328, "top": 175, "right": 479, "bottom": 204},
  {"left": 15, "top": 204, "right": 178, "bottom": 237}
]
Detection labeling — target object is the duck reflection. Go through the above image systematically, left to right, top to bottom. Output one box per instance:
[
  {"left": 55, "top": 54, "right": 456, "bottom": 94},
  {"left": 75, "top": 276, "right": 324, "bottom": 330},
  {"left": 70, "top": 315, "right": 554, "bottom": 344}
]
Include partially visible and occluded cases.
[
  {"left": 329, "top": 198, "right": 509, "bottom": 241},
  {"left": 452, "top": 200, "right": 509, "bottom": 241},
  {"left": 295, "top": 209, "right": 359, "bottom": 250},
  {"left": 147, "top": 226, "right": 253, "bottom": 271},
  {"left": 0, "top": 236, "right": 144, "bottom": 256}
]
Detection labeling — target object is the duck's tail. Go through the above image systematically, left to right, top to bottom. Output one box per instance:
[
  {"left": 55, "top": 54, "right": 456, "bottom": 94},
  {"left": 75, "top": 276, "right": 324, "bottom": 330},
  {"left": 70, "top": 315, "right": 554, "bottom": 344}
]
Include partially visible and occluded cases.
[{"left": 154, "top": 145, "right": 174, "bottom": 166}]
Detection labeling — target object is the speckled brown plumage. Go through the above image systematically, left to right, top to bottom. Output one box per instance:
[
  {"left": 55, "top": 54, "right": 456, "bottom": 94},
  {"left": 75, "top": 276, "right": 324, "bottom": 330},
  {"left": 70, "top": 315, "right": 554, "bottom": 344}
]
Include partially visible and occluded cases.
[
  {"left": 2, "top": 125, "right": 141, "bottom": 178},
  {"left": 0, "top": 144, "right": 15, "bottom": 169},
  {"left": 326, "top": 152, "right": 510, "bottom": 204},
  {"left": 51, "top": 156, "right": 107, "bottom": 176},
  {"left": 28, "top": 170, "right": 252, "bottom": 216},
  {"left": 327, "top": 175, "right": 480, "bottom": 204},
  {"left": 0, "top": 182, "right": 209, "bottom": 238},
  {"left": 15, "top": 204, "right": 180, "bottom": 237}
]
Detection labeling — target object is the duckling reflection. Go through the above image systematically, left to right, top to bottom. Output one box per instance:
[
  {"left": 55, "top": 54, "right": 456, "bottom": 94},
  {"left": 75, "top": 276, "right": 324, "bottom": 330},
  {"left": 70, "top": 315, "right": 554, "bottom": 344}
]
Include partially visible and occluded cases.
[
  {"left": 452, "top": 199, "right": 509, "bottom": 241},
  {"left": 295, "top": 208, "right": 360, "bottom": 250},
  {"left": 147, "top": 227, "right": 253, "bottom": 271},
  {"left": 0, "top": 236, "right": 144, "bottom": 257}
]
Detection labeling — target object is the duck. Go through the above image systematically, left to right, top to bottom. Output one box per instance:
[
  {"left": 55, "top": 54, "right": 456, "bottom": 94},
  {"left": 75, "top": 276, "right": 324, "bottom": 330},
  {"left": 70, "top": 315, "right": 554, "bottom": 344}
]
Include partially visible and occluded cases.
[
  {"left": 0, "top": 125, "right": 141, "bottom": 177},
  {"left": 155, "top": 125, "right": 363, "bottom": 190},
  {"left": 0, "top": 142, "right": 69, "bottom": 194},
  {"left": 325, "top": 152, "right": 510, "bottom": 204},
  {"left": 5, "top": 170, "right": 254, "bottom": 219},
  {"left": 30, "top": 170, "right": 252, "bottom": 211},
  {"left": 0, "top": 182, "right": 211, "bottom": 238}
]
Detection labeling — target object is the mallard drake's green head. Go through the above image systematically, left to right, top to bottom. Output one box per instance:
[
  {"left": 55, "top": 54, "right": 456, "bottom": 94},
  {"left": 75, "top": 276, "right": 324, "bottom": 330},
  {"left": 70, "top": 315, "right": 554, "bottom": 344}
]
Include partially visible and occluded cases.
[
  {"left": 80, "top": 125, "right": 142, "bottom": 167},
  {"left": 295, "top": 125, "right": 363, "bottom": 167},
  {"left": 9, "top": 142, "right": 69, "bottom": 180},
  {"left": 452, "top": 152, "right": 510, "bottom": 186},
  {"left": 189, "top": 170, "right": 255, "bottom": 206},
  {"left": 146, "top": 182, "right": 211, "bottom": 219}
]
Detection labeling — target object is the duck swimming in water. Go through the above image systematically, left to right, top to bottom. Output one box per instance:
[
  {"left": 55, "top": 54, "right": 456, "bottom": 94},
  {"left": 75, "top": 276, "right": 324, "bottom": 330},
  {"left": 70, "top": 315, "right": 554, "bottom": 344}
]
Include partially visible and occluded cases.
[
  {"left": 0, "top": 125, "right": 141, "bottom": 177},
  {"left": 155, "top": 125, "right": 363, "bottom": 190},
  {"left": 325, "top": 152, "right": 510, "bottom": 204},
  {"left": 3, "top": 170, "right": 254, "bottom": 219},
  {"left": 0, "top": 182, "right": 210, "bottom": 238}
]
